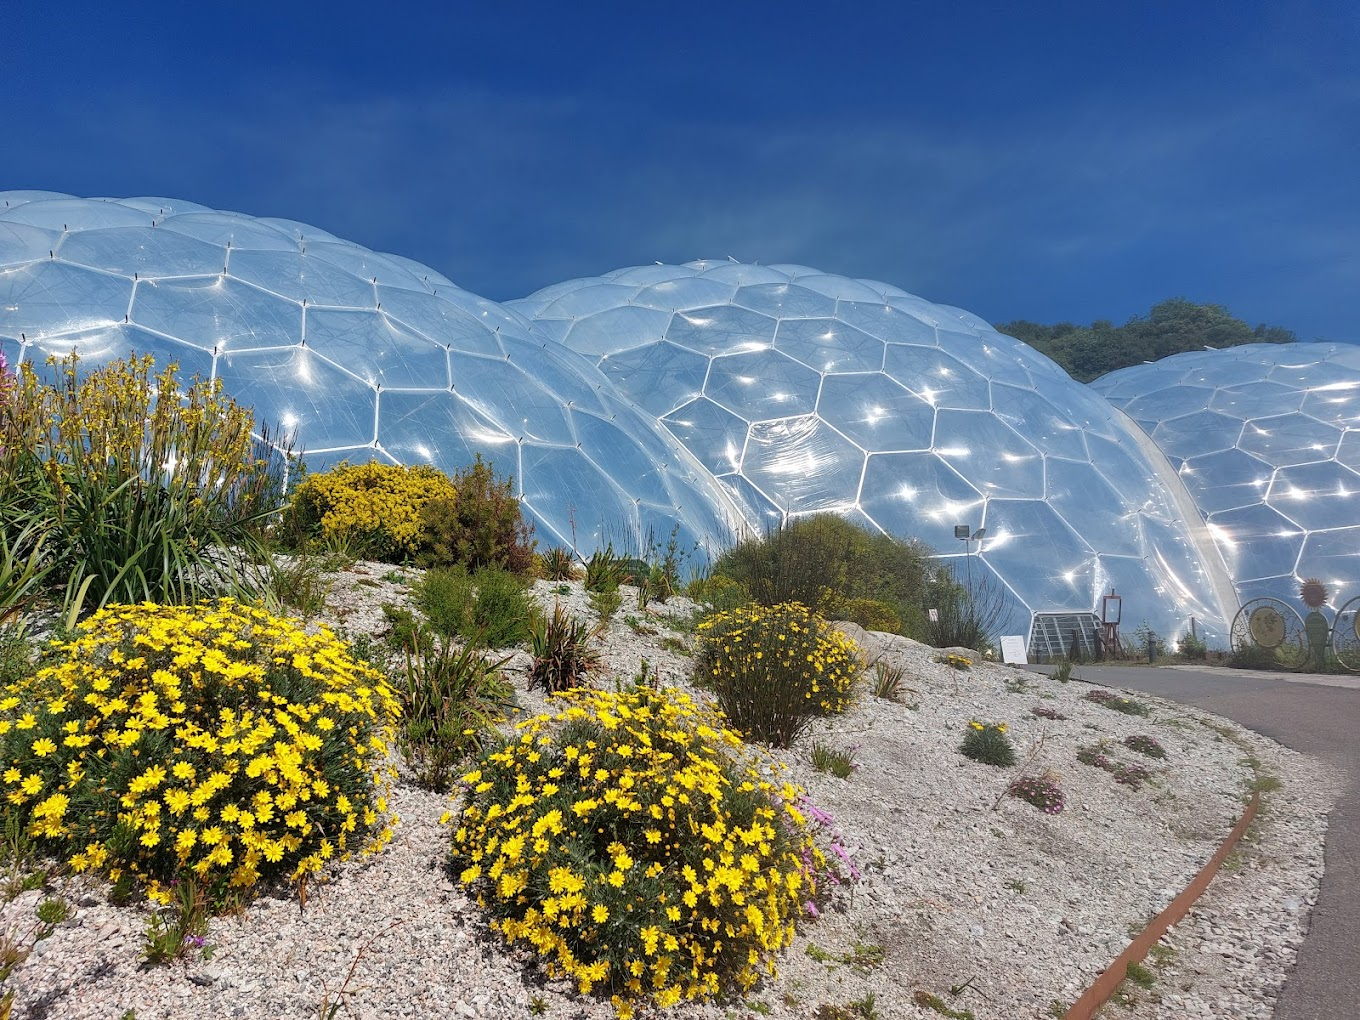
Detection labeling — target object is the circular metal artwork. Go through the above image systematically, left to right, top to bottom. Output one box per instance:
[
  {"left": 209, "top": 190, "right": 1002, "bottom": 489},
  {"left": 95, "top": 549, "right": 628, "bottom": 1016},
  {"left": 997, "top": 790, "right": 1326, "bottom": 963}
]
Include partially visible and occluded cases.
[
  {"left": 1331, "top": 595, "right": 1360, "bottom": 673},
  {"left": 1230, "top": 597, "right": 1309, "bottom": 670}
]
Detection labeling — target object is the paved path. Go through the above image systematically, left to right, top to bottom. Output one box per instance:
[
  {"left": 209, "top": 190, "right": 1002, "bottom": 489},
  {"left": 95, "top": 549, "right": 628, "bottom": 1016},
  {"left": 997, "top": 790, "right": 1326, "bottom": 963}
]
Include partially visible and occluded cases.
[{"left": 1023, "top": 662, "right": 1359, "bottom": 1019}]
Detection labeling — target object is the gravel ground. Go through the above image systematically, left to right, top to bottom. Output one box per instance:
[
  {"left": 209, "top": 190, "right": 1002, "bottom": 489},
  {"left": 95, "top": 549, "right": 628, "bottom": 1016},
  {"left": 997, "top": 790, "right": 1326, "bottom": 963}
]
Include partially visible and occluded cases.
[{"left": 0, "top": 562, "right": 1340, "bottom": 1020}]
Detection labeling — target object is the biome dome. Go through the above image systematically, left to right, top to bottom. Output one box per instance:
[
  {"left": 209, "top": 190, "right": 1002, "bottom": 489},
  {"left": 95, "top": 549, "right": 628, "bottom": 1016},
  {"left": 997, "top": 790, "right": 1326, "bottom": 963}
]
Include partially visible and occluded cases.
[
  {"left": 0, "top": 192, "right": 748, "bottom": 557},
  {"left": 511, "top": 262, "right": 1235, "bottom": 643},
  {"left": 1094, "top": 343, "right": 1360, "bottom": 609}
]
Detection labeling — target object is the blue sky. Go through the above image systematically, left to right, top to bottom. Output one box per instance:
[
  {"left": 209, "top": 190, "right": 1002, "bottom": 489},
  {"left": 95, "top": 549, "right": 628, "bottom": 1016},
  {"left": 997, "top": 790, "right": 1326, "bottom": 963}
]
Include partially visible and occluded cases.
[{"left": 7, "top": 1, "right": 1357, "bottom": 340}]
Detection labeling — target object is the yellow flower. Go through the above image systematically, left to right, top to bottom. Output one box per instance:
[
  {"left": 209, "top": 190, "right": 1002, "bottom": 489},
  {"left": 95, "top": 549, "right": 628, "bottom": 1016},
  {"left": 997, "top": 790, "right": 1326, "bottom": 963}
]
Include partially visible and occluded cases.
[{"left": 592, "top": 903, "right": 609, "bottom": 923}]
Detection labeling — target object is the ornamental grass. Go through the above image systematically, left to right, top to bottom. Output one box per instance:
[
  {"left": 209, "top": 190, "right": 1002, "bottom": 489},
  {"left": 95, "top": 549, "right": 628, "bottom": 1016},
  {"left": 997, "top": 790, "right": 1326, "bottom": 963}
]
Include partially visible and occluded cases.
[
  {"left": 0, "top": 599, "right": 399, "bottom": 906},
  {"left": 696, "top": 602, "right": 861, "bottom": 748},
  {"left": 451, "top": 687, "right": 822, "bottom": 1019},
  {"left": 959, "top": 720, "right": 1016, "bottom": 767}
]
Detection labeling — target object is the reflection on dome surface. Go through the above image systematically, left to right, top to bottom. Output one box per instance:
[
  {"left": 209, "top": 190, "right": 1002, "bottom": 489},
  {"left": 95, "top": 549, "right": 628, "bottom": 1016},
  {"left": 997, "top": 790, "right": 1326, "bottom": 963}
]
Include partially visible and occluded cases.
[
  {"left": 0, "top": 193, "right": 747, "bottom": 558},
  {"left": 512, "top": 262, "right": 1233, "bottom": 641},
  {"left": 1095, "top": 344, "right": 1360, "bottom": 609}
]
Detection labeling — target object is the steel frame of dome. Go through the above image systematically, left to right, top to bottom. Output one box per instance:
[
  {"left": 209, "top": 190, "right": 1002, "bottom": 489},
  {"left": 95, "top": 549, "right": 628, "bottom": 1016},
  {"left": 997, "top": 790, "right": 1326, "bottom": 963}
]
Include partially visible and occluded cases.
[
  {"left": 0, "top": 192, "right": 749, "bottom": 561},
  {"left": 511, "top": 261, "right": 1234, "bottom": 644},
  {"left": 1095, "top": 344, "right": 1360, "bottom": 612}
]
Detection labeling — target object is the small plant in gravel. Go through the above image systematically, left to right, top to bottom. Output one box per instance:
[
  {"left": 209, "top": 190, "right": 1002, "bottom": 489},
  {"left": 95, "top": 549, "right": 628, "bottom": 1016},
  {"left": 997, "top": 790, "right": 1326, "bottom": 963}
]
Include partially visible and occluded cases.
[
  {"left": 539, "top": 546, "right": 580, "bottom": 582},
  {"left": 419, "top": 565, "right": 533, "bottom": 648},
  {"left": 588, "top": 585, "right": 623, "bottom": 625},
  {"left": 0, "top": 599, "right": 399, "bottom": 906},
  {"left": 528, "top": 602, "right": 604, "bottom": 693},
  {"left": 696, "top": 602, "right": 861, "bottom": 749},
  {"left": 398, "top": 629, "right": 515, "bottom": 793},
  {"left": 937, "top": 654, "right": 972, "bottom": 671},
  {"left": 870, "top": 660, "right": 902, "bottom": 701},
  {"left": 1051, "top": 660, "right": 1073, "bottom": 683},
  {"left": 451, "top": 686, "right": 823, "bottom": 1019},
  {"left": 1083, "top": 689, "right": 1152, "bottom": 716},
  {"left": 1030, "top": 706, "right": 1068, "bottom": 721},
  {"left": 959, "top": 720, "right": 1016, "bottom": 767},
  {"left": 1124, "top": 734, "right": 1167, "bottom": 759},
  {"left": 1077, "top": 741, "right": 1156, "bottom": 790},
  {"left": 810, "top": 742, "right": 857, "bottom": 779},
  {"left": 1005, "top": 773, "right": 1066, "bottom": 815},
  {"left": 796, "top": 796, "right": 861, "bottom": 912},
  {"left": 141, "top": 877, "right": 212, "bottom": 965},
  {"left": 34, "top": 896, "right": 69, "bottom": 926},
  {"left": 912, "top": 990, "right": 976, "bottom": 1020}
]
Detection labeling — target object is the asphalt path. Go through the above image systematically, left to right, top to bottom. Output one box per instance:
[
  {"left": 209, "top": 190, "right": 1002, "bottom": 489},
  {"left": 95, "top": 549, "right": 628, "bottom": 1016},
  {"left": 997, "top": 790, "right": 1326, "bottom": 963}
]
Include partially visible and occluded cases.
[{"left": 1022, "top": 662, "right": 1359, "bottom": 1019}]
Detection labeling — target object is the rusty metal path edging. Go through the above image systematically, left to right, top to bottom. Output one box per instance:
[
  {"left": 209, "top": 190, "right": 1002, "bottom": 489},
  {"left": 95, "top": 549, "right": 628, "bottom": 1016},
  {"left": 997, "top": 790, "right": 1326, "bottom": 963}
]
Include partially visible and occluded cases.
[{"left": 1062, "top": 791, "right": 1262, "bottom": 1019}]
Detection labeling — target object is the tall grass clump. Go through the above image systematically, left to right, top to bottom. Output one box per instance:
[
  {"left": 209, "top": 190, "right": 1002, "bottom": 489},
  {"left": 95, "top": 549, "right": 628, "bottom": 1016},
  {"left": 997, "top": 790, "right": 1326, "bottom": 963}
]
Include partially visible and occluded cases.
[
  {"left": 0, "top": 353, "right": 287, "bottom": 617},
  {"left": 416, "top": 455, "right": 536, "bottom": 574},
  {"left": 283, "top": 461, "right": 456, "bottom": 562},
  {"left": 709, "top": 515, "right": 935, "bottom": 639},
  {"left": 926, "top": 569, "right": 1015, "bottom": 654},
  {"left": 0, "top": 598, "right": 399, "bottom": 905},
  {"left": 696, "top": 602, "right": 861, "bottom": 748},
  {"left": 529, "top": 603, "right": 604, "bottom": 693},
  {"left": 397, "top": 628, "right": 514, "bottom": 792},
  {"left": 451, "top": 686, "right": 823, "bottom": 1019}
]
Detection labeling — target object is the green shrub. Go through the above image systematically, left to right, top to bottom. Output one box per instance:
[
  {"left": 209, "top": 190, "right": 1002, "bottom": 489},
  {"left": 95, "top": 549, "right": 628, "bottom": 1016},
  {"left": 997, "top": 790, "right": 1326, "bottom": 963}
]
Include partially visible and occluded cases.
[
  {"left": 0, "top": 353, "right": 285, "bottom": 617},
  {"left": 416, "top": 456, "right": 536, "bottom": 574},
  {"left": 284, "top": 460, "right": 456, "bottom": 562},
  {"left": 711, "top": 515, "right": 935, "bottom": 636},
  {"left": 417, "top": 565, "right": 477, "bottom": 639},
  {"left": 419, "top": 565, "right": 533, "bottom": 648},
  {"left": 469, "top": 566, "right": 534, "bottom": 648},
  {"left": 688, "top": 574, "right": 750, "bottom": 619},
  {"left": 836, "top": 598, "right": 901, "bottom": 635},
  {"left": 0, "top": 599, "right": 399, "bottom": 905},
  {"left": 696, "top": 602, "right": 862, "bottom": 748},
  {"left": 528, "top": 603, "right": 604, "bottom": 693},
  {"left": 397, "top": 629, "right": 514, "bottom": 792},
  {"left": 451, "top": 686, "right": 820, "bottom": 1017},
  {"left": 959, "top": 720, "right": 1016, "bottom": 767}
]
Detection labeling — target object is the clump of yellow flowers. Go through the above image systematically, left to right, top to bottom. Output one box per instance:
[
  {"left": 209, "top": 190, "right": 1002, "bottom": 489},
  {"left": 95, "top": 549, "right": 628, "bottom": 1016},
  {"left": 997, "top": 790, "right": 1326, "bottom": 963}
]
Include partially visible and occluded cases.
[
  {"left": 284, "top": 460, "right": 457, "bottom": 560},
  {"left": 0, "top": 599, "right": 398, "bottom": 904},
  {"left": 696, "top": 602, "right": 862, "bottom": 748},
  {"left": 450, "top": 686, "right": 820, "bottom": 1019}
]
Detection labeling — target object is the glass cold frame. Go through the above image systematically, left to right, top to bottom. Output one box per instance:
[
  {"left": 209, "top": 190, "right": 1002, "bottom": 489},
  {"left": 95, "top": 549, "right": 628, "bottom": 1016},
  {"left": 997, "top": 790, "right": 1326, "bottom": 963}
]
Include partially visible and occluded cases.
[
  {"left": 0, "top": 192, "right": 748, "bottom": 559},
  {"left": 511, "top": 262, "right": 1231, "bottom": 642},
  {"left": 1095, "top": 343, "right": 1360, "bottom": 610}
]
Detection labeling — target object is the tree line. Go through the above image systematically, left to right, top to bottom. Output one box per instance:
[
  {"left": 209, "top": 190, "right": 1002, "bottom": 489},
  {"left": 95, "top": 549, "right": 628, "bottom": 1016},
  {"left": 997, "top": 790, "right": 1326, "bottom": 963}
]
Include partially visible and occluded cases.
[{"left": 996, "top": 298, "right": 1298, "bottom": 383}]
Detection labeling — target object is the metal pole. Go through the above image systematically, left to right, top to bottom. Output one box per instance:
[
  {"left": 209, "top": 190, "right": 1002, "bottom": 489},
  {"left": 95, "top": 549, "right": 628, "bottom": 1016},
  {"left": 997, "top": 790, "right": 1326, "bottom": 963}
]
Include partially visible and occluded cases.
[{"left": 965, "top": 536, "right": 973, "bottom": 592}]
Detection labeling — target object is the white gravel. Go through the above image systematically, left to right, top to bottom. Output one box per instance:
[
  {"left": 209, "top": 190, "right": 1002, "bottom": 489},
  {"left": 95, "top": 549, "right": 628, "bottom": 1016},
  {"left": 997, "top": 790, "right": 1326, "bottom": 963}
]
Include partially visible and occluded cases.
[{"left": 0, "top": 562, "right": 1341, "bottom": 1020}]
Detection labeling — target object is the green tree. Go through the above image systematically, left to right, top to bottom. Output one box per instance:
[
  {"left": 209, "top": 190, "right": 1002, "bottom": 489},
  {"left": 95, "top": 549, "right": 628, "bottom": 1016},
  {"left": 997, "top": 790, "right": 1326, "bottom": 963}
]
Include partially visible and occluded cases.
[{"left": 997, "top": 299, "right": 1299, "bottom": 382}]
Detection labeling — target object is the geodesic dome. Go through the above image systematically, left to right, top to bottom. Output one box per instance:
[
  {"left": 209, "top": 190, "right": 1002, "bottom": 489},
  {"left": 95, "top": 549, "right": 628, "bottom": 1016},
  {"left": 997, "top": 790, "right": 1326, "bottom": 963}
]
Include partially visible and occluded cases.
[
  {"left": 0, "top": 192, "right": 748, "bottom": 557},
  {"left": 511, "top": 261, "right": 1234, "bottom": 642},
  {"left": 1094, "top": 343, "right": 1360, "bottom": 609}
]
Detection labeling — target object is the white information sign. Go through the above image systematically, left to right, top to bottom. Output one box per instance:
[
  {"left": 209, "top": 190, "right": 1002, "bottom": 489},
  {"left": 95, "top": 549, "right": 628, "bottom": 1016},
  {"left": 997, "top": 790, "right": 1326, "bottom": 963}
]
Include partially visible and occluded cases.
[{"left": 999, "top": 635, "right": 1028, "bottom": 665}]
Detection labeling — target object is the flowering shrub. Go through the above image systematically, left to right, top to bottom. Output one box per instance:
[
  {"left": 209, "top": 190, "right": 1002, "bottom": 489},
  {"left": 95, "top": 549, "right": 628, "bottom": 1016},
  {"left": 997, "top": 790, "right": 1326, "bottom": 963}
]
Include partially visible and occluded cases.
[
  {"left": 284, "top": 461, "right": 457, "bottom": 561},
  {"left": 0, "top": 599, "right": 399, "bottom": 904},
  {"left": 696, "top": 602, "right": 861, "bottom": 748},
  {"left": 937, "top": 654, "right": 972, "bottom": 671},
  {"left": 451, "top": 687, "right": 819, "bottom": 1019},
  {"left": 959, "top": 720, "right": 1016, "bottom": 767},
  {"left": 1124, "top": 734, "right": 1166, "bottom": 759},
  {"left": 1006, "top": 774, "right": 1066, "bottom": 814},
  {"left": 795, "top": 796, "right": 860, "bottom": 916}
]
